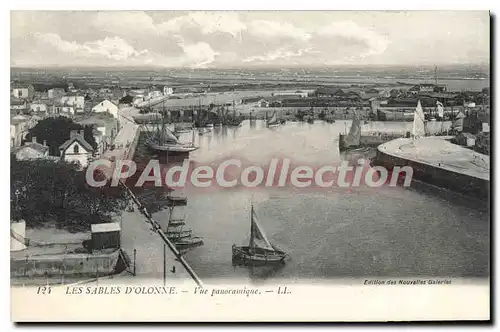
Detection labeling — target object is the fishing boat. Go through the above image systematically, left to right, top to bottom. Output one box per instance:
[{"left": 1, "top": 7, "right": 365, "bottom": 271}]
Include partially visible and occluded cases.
[
  {"left": 221, "top": 101, "right": 243, "bottom": 127},
  {"left": 143, "top": 104, "right": 199, "bottom": 155},
  {"left": 338, "top": 109, "right": 404, "bottom": 151},
  {"left": 266, "top": 111, "right": 281, "bottom": 128},
  {"left": 174, "top": 123, "right": 193, "bottom": 134},
  {"left": 167, "top": 193, "right": 188, "bottom": 206},
  {"left": 232, "top": 204, "right": 287, "bottom": 264},
  {"left": 165, "top": 205, "right": 204, "bottom": 251},
  {"left": 166, "top": 226, "right": 193, "bottom": 239},
  {"left": 175, "top": 237, "right": 204, "bottom": 250}
]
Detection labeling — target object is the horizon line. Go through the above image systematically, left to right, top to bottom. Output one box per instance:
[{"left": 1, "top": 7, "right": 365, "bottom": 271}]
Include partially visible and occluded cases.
[{"left": 10, "top": 63, "right": 490, "bottom": 70}]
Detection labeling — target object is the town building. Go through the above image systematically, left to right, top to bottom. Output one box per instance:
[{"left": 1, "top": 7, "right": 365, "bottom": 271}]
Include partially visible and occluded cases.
[
  {"left": 12, "top": 84, "right": 35, "bottom": 100},
  {"left": 164, "top": 86, "right": 174, "bottom": 95},
  {"left": 48, "top": 88, "right": 66, "bottom": 99},
  {"left": 60, "top": 93, "right": 85, "bottom": 111},
  {"left": 10, "top": 98, "right": 30, "bottom": 114},
  {"left": 92, "top": 99, "right": 119, "bottom": 119},
  {"left": 30, "top": 102, "right": 48, "bottom": 114},
  {"left": 54, "top": 102, "right": 76, "bottom": 116},
  {"left": 74, "top": 113, "right": 118, "bottom": 154},
  {"left": 10, "top": 118, "right": 28, "bottom": 148},
  {"left": 59, "top": 130, "right": 94, "bottom": 168},
  {"left": 12, "top": 137, "right": 49, "bottom": 160},
  {"left": 90, "top": 223, "right": 121, "bottom": 251}
]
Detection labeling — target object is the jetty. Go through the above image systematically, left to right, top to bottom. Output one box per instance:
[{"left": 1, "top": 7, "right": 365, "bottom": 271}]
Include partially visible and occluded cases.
[{"left": 373, "top": 136, "right": 489, "bottom": 198}]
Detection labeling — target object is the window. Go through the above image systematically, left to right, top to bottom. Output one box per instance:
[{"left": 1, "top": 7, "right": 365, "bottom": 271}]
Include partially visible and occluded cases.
[{"left": 73, "top": 144, "right": 79, "bottom": 154}]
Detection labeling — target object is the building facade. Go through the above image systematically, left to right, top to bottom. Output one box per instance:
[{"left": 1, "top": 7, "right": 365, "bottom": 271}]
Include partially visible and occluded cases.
[{"left": 92, "top": 100, "right": 119, "bottom": 119}]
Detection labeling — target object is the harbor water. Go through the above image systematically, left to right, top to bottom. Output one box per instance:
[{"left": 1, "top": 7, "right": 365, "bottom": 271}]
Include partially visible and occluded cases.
[{"left": 134, "top": 120, "right": 489, "bottom": 284}]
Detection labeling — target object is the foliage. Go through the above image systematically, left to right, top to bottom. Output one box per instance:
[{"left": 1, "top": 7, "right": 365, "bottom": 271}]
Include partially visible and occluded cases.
[
  {"left": 119, "top": 95, "right": 133, "bottom": 104},
  {"left": 25, "top": 116, "right": 97, "bottom": 156},
  {"left": 11, "top": 154, "right": 127, "bottom": 232}
]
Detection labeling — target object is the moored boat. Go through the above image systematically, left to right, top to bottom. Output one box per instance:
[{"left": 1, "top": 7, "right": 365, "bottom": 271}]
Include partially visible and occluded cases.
[{"left": 232, "top": 204, "right": 287, "bottom": 264}]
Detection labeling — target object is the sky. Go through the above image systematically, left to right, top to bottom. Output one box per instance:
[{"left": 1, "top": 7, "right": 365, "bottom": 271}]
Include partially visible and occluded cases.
[{"left": 10, "top": 11, "right": 490, "bottom": 68}]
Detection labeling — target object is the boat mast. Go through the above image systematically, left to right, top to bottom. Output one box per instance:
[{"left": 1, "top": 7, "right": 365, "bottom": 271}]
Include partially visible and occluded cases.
[{"left": 249, "top": 204, "right": 255, "bottom": 249}]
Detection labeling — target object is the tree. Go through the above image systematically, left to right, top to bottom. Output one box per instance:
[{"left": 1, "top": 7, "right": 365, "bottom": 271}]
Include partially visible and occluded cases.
[
  {"left": 119, "top": 95, "right": 133, "bottom": 104},
  {"left": 25, "top": 116, "right": 97, "bottom": 156},
  {"left": 11, "top": 155, "right": 127, "bottom": 232}
]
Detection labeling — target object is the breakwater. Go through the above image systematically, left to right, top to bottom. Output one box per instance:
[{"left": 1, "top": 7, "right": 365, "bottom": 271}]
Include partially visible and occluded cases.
[{"left": 371, "top": 138, "right": 490, "bottom": 199}]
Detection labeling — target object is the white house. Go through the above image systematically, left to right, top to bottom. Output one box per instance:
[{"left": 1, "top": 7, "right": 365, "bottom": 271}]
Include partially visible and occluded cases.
[
  {"left": 12, "top": 84, "right": 34, "bottom": 100},
  {"left": 163, "top": 86, "right": 174, "bottom": 95},
  {"left": 48, "top": 88, "right": 66, "bottom": 99},
  {"left": 147, "top": 90, "right": 163, "bottom": 100},
  {"left": 60, "top": 94, "right": 85, "bottom": 111},
  {"left": 92, "top": 100, "right": 119, "bottom": 119},
  {"left": 30, "top": 102, "right": 48, "bottom": 113},
  {"left": 54, "top": 104, "right": 75, "bottom": 115},
  {"left": 59, "top": 130, "right": 94, "bottom": 168}
]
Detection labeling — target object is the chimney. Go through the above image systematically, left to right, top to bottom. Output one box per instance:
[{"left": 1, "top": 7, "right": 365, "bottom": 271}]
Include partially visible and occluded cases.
[
  {"left": 70, "top": 130, "right": 79, "bottom": 139},
  {"left": 32, "top": 136, "right": 36, "bottom": 143},
  {"left": 43, "top": 140, "right": 47, "bottom": 146}
]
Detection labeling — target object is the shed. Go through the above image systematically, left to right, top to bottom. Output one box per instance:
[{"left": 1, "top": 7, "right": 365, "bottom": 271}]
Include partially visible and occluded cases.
[{"left": 91, "top": 222, "right": 121, "bottom": 250}]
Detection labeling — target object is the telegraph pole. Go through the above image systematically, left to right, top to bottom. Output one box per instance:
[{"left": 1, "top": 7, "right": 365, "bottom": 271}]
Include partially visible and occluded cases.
[{"left": 163, "top": 243, "right": 166, "bottom": 286}]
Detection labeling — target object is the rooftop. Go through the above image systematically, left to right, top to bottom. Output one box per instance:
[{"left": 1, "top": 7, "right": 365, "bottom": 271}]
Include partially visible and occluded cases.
[
  {"left": 59, "top": 134, "right": 94, "bottom": 152},
  {"left": 12, "top": 142, "right": 49, "bottom": 157},
  {"left": 91, "top": 222, "right": 121, "bottom": 233}
]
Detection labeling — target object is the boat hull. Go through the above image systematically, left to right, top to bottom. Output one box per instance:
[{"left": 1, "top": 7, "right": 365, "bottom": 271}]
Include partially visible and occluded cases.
[
  {"left": 338, "top": 133, "right": 403, "bottom": 151},
  {"left": 146, "top": 142, "right": 199, "bottom": 154},
  {"left": 166, "top": 230, "right": 192, "bottom": 239},
  {"left": 174, "top": 237, "right": 204, "bottom": 249},
  {"left": 232, "top": 245, "right": 286, "bottom": 263}
]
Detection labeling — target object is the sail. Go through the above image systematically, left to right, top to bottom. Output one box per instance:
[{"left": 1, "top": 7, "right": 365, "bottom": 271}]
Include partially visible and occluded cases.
[
  {"left": 412, "top": 100, "right": 426, "bottom": 138},
  {"left": 436, "top": 101, "right": 444, "bottom": 118},
  {"left": 343, "top": 110, "right": 361, "bottom": 146},
  {"left": 267, "top": 112, "right": 278, "bottom": 125},
  {"left": 453, "top": 118, "right": 464, "bottom": 131},
  {"left": 163, "top": 127, "right": 180, "bottom": 144},
  {"left": 249, "top": 208, "right": 274, "bottom": 251}
]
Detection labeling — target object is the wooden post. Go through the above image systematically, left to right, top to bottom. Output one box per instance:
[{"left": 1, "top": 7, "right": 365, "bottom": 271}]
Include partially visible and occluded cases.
[
  {"left": 163, "top": 244, "right": 166, "bottom": 287},
  {"left": 133, "top": 249, "right": 137, "bottom": 276}
]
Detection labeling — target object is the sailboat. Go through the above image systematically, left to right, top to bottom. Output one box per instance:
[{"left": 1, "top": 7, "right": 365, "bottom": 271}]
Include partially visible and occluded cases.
[
  {"left": 412, "top": 100, "right": 427, "bottom": 139},
  {"left": 145, "top": 105, "right": 199, "bottom": 155},
  {"left": 338, "top": 109, "right": 405, "bottom": 151},
  {"left": 338, "top": 110, "right": 361, "bottom": 151},
  {"left": 266, "top": 111, "right": 281, "bottom": 128},
  {"left": 451, "top": 111, "right": 466, "bottom": 133},
  {"left": 232, "top": 204, "right": 287, "bottom": 264},
  {"left": 166, "top": 205, "right": 203, "bottom": 250}
]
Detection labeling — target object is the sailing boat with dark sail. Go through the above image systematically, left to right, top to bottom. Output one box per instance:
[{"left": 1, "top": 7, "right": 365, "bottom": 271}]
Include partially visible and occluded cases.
[
  {"left": 145, "top": 109, "right": 199, "bottom": 155},
  {"left": 338, "top": 109, "right": 405, "bottom": 151},
  {"left": 338, "top": 110, "right": 362, "bottom": 150},
  {"left": 266, "top": 111, "right": 281, "bottom": 128},
  {"left": 232, "top": 204, "right": 287, "bottom": 263}
]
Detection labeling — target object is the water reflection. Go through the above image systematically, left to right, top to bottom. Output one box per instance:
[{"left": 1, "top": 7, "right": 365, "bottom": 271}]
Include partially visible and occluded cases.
[{"left": 133, "top": 119, "right": 490, "bottom": 282}]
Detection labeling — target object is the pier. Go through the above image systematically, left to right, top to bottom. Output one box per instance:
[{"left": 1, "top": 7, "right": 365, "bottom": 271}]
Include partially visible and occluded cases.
[
  {"left": 94, "top": 105, "right": 202, "bottom": 287},
  {"left": 373, "top": 137, "right": 490, "bottom": 198}
]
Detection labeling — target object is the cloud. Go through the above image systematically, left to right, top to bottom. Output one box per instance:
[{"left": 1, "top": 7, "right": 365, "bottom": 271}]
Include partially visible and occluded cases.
[
  {"left": 12, "top": 11, "right": 488, "bottom": 67},
  {"left": 93, "top": 11, "right": 158, "bottom": 36},
  {"left": 159, "top": 12, "right": 246, "bottom": 39},
  {"left": 247, "top": 20, "right": 311, "bottom": 41},
  {"left": 315, "top": 21, "right": 390, "bottom": 57},
  {"left": 35, "top": 33, "right": 148, "bottom": 61},
  {"left": 177, "top": 39, "right": 220, "bottom": 68},
  {"left": 243, "top": 48, "right": 315, "bottom": 63}
]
